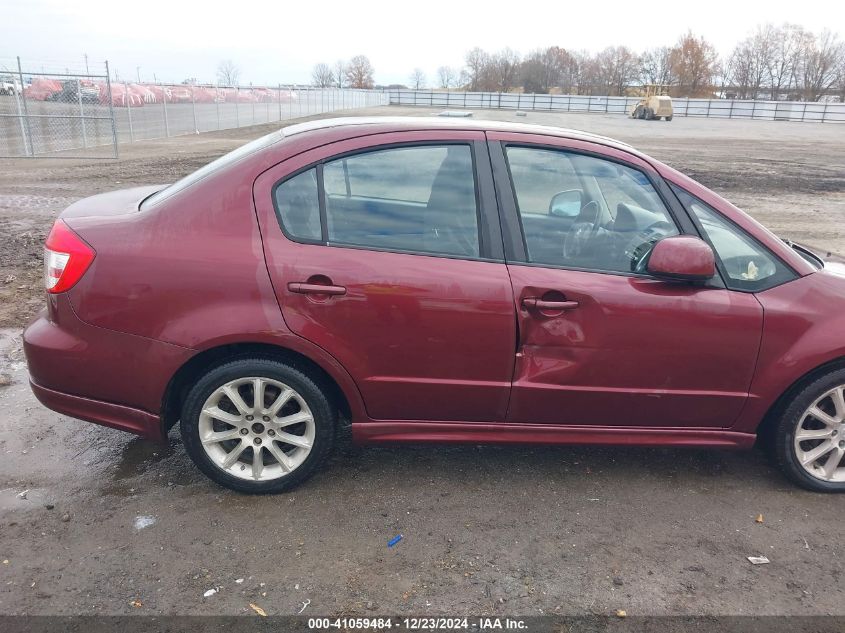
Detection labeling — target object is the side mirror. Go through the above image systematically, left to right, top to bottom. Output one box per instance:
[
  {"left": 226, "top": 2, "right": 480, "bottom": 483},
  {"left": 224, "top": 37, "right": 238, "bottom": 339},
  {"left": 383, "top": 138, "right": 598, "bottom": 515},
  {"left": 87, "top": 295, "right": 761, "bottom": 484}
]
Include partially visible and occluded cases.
[
  {"left": 549, "top": 190, "right": 583, "bottom": 218},
  {"left": 647, "top": 236, "right": 716, "bottom": 281}
]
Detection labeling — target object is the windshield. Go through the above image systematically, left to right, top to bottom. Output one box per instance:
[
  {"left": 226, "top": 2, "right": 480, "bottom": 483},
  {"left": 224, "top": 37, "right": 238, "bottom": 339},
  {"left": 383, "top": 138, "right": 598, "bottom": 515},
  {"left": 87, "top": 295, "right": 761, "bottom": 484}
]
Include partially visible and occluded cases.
[{"left": 141, "top": 130, "right": 282, "bottom": 209}]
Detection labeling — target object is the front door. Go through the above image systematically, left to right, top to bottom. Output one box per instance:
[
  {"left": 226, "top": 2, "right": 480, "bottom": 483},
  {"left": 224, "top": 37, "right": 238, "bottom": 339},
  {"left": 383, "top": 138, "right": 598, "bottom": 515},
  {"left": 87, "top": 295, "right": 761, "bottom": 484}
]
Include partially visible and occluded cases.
[
  {"left": 254, "top": 132, "right": 515, "bottom": 422},
  {"left": 490, "top": 136, "right": 764, "bottom": 428}
]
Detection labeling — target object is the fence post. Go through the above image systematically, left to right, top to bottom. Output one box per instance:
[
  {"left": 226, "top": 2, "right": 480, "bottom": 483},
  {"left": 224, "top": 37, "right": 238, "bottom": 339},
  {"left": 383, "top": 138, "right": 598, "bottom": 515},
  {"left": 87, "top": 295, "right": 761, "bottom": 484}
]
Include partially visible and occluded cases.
[
  {"left": 16, "top": 56, "right": 34, "bottom": 156},
  {"left": 104, "top": 60, "right": 118, "bottom": 158},
  {"left": 77, "top": 78, "right": 88, "bottom": 148},
  {"left": 13, "top": 82, "right": 29, "bottom": 156},
  {"left": 125, "top": 82, "right": 135, "bottom": 142},
  {"left": 161, "top": 82, "right": 170, "bottom": 137},
  {"left": 278, "top": 83, "right": 282, "bottom": 121},
  {"left": 191, "top": 85, "right": 198, "bottom": 133},
  {"left": 216, "top": 87, "right": 221, "bottom": 130},
  {"left": 235, "top": 88, "right": 240, "bottom": 127},
  {"left": 751, "top": 99, "right": 757, "bottom": 120},
  {"left": 729, "top": 100, "right": 734, "bottom": 119},
  {"left": 822, "top": 101, "right": 828, "bottom": 123}
]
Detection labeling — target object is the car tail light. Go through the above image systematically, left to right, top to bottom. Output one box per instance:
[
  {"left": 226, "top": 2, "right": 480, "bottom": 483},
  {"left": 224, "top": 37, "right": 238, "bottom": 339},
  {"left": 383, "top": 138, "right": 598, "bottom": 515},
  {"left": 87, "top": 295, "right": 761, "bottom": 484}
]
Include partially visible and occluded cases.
[{"left": 44, "top": 220, "right": 95, "bottom": 293}]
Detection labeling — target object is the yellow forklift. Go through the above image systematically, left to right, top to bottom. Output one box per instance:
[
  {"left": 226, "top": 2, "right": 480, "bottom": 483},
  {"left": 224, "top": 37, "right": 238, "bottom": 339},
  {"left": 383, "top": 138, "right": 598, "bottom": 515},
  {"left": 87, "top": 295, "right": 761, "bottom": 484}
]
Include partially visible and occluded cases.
[{"left": 630, "top": 84, "right": 673, "bottom": 121}]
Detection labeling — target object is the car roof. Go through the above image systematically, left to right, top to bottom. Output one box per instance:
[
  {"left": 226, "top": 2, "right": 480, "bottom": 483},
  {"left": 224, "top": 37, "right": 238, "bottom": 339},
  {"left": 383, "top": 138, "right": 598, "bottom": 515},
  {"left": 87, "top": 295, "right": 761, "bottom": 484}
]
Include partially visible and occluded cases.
[{"left": 280, "top": 116, "right": 636, "bottom": 153}]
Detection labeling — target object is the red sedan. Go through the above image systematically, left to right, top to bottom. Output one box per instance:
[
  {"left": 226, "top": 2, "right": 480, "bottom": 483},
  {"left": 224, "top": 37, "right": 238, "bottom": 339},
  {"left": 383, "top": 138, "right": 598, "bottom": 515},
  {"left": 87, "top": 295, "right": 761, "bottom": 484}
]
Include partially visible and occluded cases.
[{"left": 23, "top": 117, "right": 845, "bottom": 493}]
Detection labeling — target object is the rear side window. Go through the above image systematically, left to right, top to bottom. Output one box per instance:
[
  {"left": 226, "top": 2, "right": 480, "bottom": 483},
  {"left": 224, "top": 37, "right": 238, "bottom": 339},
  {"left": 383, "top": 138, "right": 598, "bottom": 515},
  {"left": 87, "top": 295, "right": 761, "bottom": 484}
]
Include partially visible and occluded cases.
[
  {"left": 275, "top": 144, "right": 481, "bottom": 258},
  {"left": 324, "top": 145, "right": 479, "bottom": 257},
  {"left": 274, "top": 168, "right": 321, "bottom": 241},
  {"left": 674, "top": 187, "right": 796, "bottom": 291}
]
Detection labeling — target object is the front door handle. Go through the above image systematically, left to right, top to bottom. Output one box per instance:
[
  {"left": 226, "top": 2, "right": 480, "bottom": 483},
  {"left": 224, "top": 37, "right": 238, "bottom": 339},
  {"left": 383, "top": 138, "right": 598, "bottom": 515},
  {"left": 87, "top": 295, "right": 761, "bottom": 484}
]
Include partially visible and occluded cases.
[
  {"left": 288, "top": 282, "right": 347, "bottom": 296},
  {"left": 522, "top": 297, "right": 579, "bottom": 311}
]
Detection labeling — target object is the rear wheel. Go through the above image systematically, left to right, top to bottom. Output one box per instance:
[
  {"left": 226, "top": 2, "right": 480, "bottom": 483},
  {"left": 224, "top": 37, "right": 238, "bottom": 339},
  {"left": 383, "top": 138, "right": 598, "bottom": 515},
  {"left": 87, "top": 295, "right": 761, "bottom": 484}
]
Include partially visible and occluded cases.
[
  {"left": 180, "top": 358, "right": 335, "bottom": 493},
  {"left": 772, "top": 369, "right": 845, "bottom": 492}
]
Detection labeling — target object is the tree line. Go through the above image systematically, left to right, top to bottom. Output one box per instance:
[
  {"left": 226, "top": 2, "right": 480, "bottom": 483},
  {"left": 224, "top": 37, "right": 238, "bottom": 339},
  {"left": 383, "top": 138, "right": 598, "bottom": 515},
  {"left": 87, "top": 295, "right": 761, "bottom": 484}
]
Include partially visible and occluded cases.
[
  {"left": 310, "top": 24, "right": 844, "bottom": 101},
  {"left": 312, "top": 56, "right": 375, "bottom": 89}
]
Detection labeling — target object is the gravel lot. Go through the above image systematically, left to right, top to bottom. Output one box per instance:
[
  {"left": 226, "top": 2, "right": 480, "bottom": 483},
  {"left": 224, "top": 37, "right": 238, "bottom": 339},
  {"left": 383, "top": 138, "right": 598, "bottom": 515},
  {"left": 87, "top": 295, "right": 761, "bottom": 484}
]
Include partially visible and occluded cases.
[{"left": 1, "top": 106, "right": 844, "bottom": 618}]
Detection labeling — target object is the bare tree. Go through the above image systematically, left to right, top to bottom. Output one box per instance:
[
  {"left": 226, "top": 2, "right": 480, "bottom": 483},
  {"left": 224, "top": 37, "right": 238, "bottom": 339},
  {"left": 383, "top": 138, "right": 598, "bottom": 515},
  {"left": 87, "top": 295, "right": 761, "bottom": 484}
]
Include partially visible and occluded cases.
[
  {"left": 768, "top": 24, "right": 804, "bottom": 99},
  {"left": 725, "top": 25, "right": 775, "bottom": 99},
  {"left": 798, "top": 30, "right": 844, "bottom": 101},
  {"left": 669, "top": 32, "right": 719, "bottom": 96},
  {"left": 592, "top": 46, "right": 638, "bottom": 96},
  {"left": 464, "top": 47, "right": 491, "bottom": 91},
  {"left": 639, "top": 47, "right": 675, "bottom": 87},
  {"left": 490, "top": 48, "right": 522, "bottom": 92},
  {"left": 561, "top": 52, "right": 585, "bottom": 94},
  {"left": 836, "top": 54, "right": 845, "bottom": 102},
  {"left": 345, "top": 55, "right": 375, "bottom": 89},
  {"left": 216, "top": 59, "right": 241, "bottom": 87},
  {"left": 334, "top": 60, "right": 345, "bottom": 88},
  {"left": 312, "top": 63, "right": 335, "bottom": 88},
  {"left": 436, "top": 66, "right": 458, "bottom": 89},
  {"left": 409, "top": 68, "right": 426, "bottom": 90}
]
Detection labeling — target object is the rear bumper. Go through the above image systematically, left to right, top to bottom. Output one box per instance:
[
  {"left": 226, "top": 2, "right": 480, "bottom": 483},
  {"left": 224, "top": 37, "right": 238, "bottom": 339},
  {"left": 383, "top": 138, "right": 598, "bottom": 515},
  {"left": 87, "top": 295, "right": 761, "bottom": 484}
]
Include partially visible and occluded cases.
[
  {"left": 23, "top": 294, "right": 193, "bottom": 441},
  {"left": 29, "top": 378, "right": 165, "bottom": 442}
]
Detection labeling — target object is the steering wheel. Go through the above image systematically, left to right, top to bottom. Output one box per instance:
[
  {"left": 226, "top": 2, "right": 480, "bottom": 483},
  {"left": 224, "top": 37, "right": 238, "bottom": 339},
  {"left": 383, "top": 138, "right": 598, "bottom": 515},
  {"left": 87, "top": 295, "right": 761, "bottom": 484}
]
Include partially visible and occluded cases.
[
  {"left": 562, "top": 201, "right": 601, "bottom": 260},
  {"left": 629, "top": 221, "right": 675, "bottom": 273}
]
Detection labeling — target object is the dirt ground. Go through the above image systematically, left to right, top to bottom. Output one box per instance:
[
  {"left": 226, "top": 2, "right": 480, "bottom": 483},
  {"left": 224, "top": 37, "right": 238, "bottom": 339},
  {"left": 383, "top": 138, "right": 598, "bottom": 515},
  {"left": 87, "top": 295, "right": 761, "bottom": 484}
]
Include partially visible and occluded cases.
[{"left": 1, "top": 107, "right": 844, "bottom": 618}]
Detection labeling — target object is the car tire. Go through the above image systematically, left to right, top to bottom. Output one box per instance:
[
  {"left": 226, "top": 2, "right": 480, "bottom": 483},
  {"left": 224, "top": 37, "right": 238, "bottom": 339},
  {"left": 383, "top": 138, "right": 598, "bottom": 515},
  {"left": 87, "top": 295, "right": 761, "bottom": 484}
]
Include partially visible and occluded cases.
[
  {"left": 665, "top": 116, "right": 673, "bottom": 121},
  {"left": 180, "top": 358, "right": 335, "bottom": 494},
  {"left": 772, "top": 368, "right": 845, "bottom": 492}
]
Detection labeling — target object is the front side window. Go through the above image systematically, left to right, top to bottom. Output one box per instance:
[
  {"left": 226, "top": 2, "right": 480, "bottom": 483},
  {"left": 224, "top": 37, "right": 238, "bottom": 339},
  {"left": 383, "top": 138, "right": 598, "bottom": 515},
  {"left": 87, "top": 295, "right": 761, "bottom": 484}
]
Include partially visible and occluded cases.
[
  {"left": 323, "top": 145, "right": 479, "bottom": 257},
  {"left": 505, "top": 146, "right": 679, "bottom": 273},
  {"left": 674, "top": 187, "right": 796, "bottom": 291}
]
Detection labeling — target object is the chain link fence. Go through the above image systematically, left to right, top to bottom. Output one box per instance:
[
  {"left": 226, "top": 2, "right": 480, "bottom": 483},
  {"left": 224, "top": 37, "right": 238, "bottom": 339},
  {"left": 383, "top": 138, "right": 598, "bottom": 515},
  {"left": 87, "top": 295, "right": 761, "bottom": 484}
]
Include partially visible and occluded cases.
[
  {"left": 0, "top": 57, "right": 389, "bottom": 159},
  {"left": 0, "top": 57, "right": 118, "bottom": 158},
  {"left": 112, "top": 83, "right": 385, "bottom": 144},
  {"left": 388, "top": 89, "right": 845, "bottom": 123}
]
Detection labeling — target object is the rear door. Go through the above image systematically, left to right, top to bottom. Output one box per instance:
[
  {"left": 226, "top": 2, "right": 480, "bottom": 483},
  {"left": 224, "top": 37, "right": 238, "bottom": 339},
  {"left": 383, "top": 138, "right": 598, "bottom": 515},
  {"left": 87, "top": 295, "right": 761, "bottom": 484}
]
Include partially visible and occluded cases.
[
  {"left": 253, "top": 131, "right": 516, "bottom": 422},
  {"left": 488, "top": 132, "right": 764, "bottom": 428}
]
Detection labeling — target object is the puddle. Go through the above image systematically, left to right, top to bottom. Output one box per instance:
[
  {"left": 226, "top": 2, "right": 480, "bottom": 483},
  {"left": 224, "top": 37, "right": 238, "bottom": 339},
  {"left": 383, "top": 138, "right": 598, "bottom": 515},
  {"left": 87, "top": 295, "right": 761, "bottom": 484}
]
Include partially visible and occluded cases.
[{"left": 111, "top": 436, "right": 175, "bottom": 481}]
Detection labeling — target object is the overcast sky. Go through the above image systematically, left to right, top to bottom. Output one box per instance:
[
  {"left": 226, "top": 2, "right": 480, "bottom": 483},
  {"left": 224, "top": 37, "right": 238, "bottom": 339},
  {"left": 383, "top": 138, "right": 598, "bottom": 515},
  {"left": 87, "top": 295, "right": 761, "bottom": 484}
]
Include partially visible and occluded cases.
[{"left": 5, "top": 0, "right": 844, "bottom": 85}]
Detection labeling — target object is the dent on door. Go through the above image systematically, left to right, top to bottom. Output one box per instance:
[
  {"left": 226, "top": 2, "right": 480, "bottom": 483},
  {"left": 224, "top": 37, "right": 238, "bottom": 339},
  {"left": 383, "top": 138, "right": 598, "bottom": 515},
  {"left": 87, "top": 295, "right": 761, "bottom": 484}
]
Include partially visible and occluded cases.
[{"left": 507, "top": 265, "right": 764, "bottom": 428}]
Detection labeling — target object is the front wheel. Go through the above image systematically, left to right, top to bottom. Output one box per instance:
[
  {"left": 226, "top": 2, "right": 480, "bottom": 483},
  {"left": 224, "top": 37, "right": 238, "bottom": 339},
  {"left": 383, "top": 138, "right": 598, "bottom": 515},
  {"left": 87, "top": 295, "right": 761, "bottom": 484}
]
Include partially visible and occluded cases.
[
  {"left": 180, "top": 358, "right": 335, "bottom": 493},
  {"left": 772, "top": 369, "right": 845, "bottom": 492}
]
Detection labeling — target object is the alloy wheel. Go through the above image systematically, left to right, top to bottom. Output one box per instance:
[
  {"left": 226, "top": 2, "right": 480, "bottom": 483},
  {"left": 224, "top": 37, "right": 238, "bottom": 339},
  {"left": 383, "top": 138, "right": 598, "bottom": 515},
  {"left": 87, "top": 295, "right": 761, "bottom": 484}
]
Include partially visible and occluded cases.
[
  {"left": 198, "top": 377, "right": 315, "bottom": 481},
  {"left": 793, "top": 384, "right": 845, "bottom": 482}
]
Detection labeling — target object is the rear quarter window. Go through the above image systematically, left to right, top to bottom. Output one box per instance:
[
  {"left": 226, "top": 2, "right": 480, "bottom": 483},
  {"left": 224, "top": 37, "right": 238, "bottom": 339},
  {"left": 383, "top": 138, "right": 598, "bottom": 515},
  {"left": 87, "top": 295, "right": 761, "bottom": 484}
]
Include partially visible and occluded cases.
[{"left": 142, "top": 131, "right": 282, "bottom": 209}]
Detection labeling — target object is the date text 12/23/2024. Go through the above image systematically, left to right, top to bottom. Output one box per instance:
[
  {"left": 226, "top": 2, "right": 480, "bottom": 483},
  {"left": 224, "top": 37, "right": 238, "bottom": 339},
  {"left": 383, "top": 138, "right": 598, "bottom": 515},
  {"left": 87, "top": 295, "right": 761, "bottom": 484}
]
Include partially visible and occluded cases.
[{"left": 308, "top": 617, "right": 528, "bottom": 630}]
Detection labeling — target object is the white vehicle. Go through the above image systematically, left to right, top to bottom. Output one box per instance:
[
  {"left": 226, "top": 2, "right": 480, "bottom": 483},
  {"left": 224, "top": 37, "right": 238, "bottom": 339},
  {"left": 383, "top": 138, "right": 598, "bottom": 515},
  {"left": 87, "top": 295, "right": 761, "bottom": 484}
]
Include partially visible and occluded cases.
[{"left": 0, "top": 77, "right": 22, "bottom": 96}]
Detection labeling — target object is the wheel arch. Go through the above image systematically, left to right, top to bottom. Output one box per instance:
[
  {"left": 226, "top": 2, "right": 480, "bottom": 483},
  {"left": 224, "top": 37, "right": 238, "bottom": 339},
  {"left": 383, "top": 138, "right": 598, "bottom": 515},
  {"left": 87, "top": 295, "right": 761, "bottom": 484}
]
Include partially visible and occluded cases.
[
  {"left": 160, "top": 341, "right": 361, "bottom": 435},
  {"left": 755, "top": 355, "right": 845, "bottom": 446}
]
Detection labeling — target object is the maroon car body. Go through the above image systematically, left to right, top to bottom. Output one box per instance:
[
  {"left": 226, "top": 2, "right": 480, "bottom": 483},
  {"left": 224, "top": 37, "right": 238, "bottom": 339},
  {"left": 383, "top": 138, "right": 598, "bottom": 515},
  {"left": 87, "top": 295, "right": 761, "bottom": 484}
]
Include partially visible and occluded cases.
[{"left": 23, "top": 117, "right": 845, "bottom": 492}]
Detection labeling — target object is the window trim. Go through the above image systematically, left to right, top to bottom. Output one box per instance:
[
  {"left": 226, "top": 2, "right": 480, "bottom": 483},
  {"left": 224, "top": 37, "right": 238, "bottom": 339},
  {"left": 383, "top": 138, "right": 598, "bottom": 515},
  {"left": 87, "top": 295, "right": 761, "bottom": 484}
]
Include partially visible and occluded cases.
[
  {"left": 270, "top": 140, "right": 502, "bottom": 262},
  {"left": 490, "top": 140, "right": 714, "bottom": 282},
  {"left": 670, "top": 183, "right": 799, "bottom": 293}
]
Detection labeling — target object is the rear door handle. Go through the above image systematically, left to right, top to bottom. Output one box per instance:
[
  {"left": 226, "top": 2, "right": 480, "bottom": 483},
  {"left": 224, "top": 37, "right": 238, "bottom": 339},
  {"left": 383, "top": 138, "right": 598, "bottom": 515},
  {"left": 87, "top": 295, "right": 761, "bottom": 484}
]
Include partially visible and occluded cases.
[
  {"left": 288, "top": 282, "right": 347, "bottom": 296},
  {"left": 522, "top": 298, "right": 579, "bottom": 311}
]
